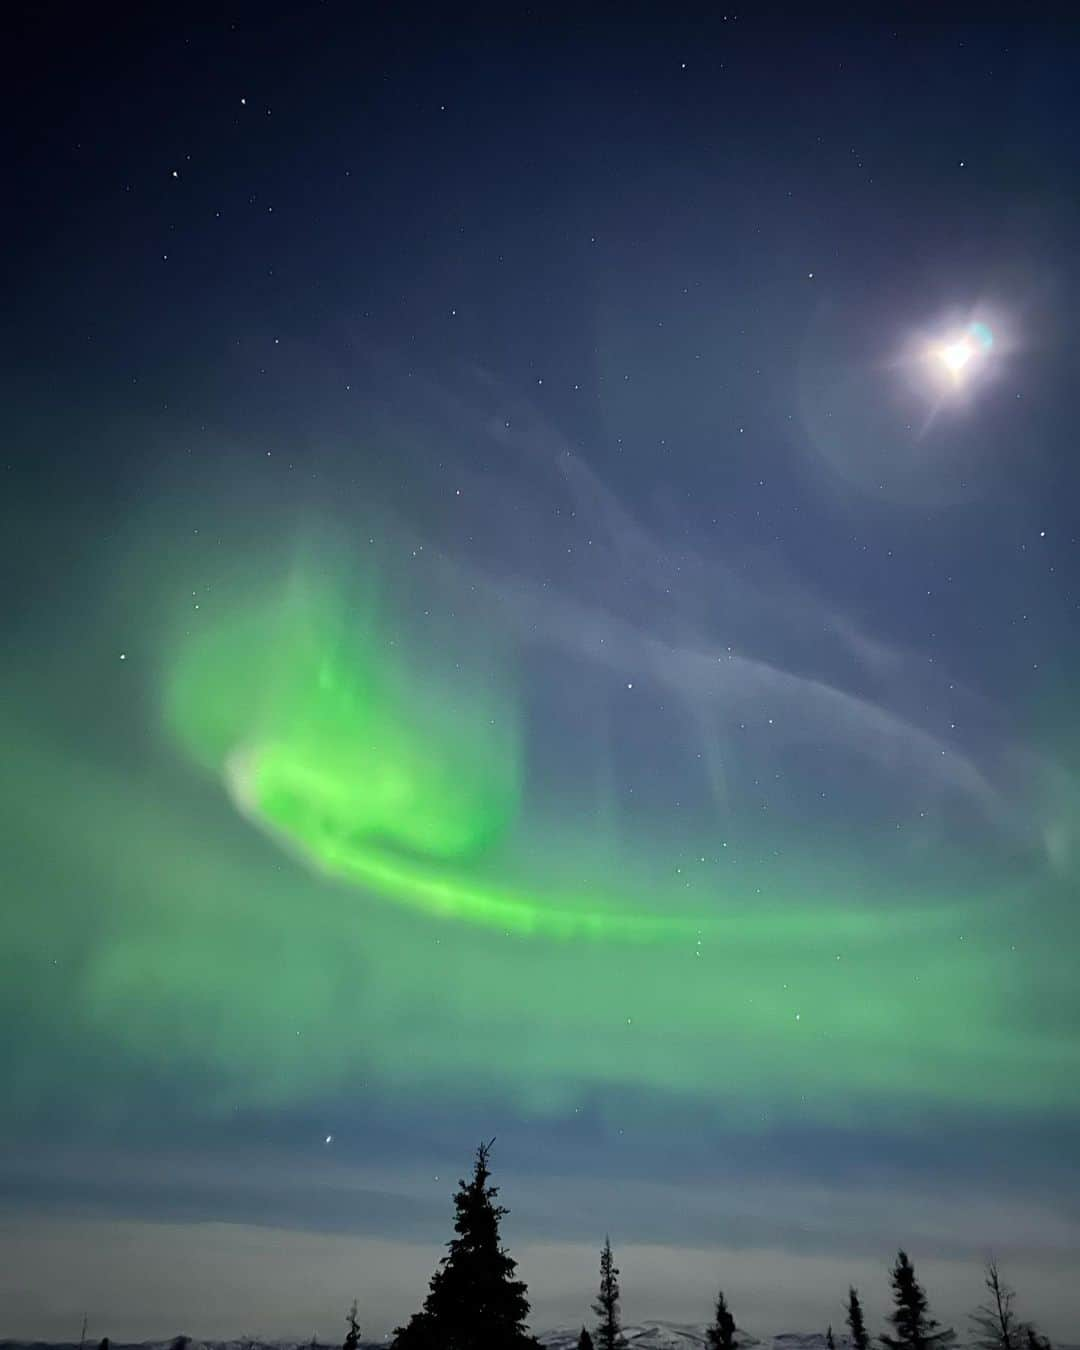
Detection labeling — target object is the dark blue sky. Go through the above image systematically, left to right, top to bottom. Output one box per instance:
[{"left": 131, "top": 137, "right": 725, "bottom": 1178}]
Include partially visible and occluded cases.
[{"left": 3, "top": 7, "right": 1080, "bottom": 1343}]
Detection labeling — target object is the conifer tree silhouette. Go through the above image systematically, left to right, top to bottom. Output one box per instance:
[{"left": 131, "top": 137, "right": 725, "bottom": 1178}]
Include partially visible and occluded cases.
[
  {"left": 391, "top": 1140, "right": 536, "bottom": 1350},
  {"left": 592, "top": 1236, "right": 625, "bottom": 1350},
  {"left": 880, "top": 1251, "right": 956, "bottom": 1350},
  {"left": 970, "top": 1260, "right": 1020, "bottom": 1350},
  {"left": 846, "top": 1288, "right": 870, "bottom": 1350},
  {"left": 706, "top": 1290, "right": 737, "bottom": 1350},
  {"left": 344, "top": 1299, "right": 362, "bottom": 1350},
  {"left": 827, "top": 1326, "right": 836, "bottom": 1350},
  {"left": 1021, "top": 1326, "right": 1052, "bottom": 1350},
  {"left": 578, "top": 1329, "right": 595, "bottom": 1350}
]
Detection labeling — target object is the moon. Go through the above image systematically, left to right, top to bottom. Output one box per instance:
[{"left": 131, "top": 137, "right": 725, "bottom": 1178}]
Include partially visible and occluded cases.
[
  {"left": 930, "top": 321, "right": 994, "bottom": 386},
  {"left": 938, "top": 338, "right": 975, "bottom": 376}
]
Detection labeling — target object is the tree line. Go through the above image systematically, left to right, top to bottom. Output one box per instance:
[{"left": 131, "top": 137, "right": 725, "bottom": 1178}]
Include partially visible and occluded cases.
[{"left": 336, "top": 1142, "right": 1058, "bottom": 1350}]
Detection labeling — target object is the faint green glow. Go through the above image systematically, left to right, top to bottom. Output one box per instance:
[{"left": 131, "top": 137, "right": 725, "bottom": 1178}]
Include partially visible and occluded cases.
[{"left": 1, "top": 529, "right": 1077, "bottom": 1130}]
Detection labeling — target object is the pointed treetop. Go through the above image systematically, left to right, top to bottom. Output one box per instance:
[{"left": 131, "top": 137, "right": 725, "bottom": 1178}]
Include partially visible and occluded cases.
[
  {"left": 391, "top": 1141, "right": 535, "bottom": 1350},
  {"left": 593, "top": 1236, "right": 625, "bottom": 1350},
  {"left": 881, "top": 1250, "right": 956, "bottom": 1350},
  {"left": 846, "top": 1287, "right": 870, "bottom": 1350},
  {"left": 707, "top": 1289, "right": 738, "bottom": 1350}
]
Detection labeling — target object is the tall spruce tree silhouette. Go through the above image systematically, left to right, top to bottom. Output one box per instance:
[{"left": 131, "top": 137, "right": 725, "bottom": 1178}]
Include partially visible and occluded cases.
[
  {"left": 392, "top": 1140, "right": 536, "bottom": 1350},
  {"left": 592, "top": 1237, "right": 625, "bottom": 1350},
  {"left": 880, "top": 1251, "right": 956, "bottom": 1350},
  {"left": 846, "top": 1288, "right": 870, "bottom": 1350},
  {"left": 706, "top": 1290, "right": 737, "bottom": 1350}
]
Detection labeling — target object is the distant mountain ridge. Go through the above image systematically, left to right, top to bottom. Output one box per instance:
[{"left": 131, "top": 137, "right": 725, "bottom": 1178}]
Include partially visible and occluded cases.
[
  {"left": 539, "top": 1325, "right": 768, "bottom": 1350},
  {"left": 0, "top": 1332, "right": 801, "bottom": 1350},
  {"left": 2, "top": 1333, "right": 1075, "bottom": 1350},
  {"left": 0, "top": 1334, "right": 789, "bottom": 1350}
]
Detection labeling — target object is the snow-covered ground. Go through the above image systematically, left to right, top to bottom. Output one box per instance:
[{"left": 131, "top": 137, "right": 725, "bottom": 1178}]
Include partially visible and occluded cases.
[
  {"left": 539, "top": 1328, "right": 815, "bottom": 1350},
  {"left": 0, "top": 1332, "right": 839, "bottom": 1350},
  {"left": 2, "top": 1332, "right": 1073, "bottom": 1350}
]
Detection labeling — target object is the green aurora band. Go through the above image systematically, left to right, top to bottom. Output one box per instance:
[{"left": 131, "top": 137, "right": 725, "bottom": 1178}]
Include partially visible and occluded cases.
[
  {"left": 3, "top": 538, "right": 1078, "bottom": 1128},
  {"left": 165, "top": 570, "right": 725, "bottom": 942}
]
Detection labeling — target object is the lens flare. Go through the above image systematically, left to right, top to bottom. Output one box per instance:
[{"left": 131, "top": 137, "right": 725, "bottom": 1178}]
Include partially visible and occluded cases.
[
  {"left": 930, "top": 321, "right": 995, "bottom": 385},
  {"left": 939, "top": 338, "right": 974, "bottom": 375}
]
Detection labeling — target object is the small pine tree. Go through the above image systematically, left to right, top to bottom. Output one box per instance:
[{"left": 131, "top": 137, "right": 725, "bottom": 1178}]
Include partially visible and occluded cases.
[
  {"left": 392, "top": 1140, "right": 536, "bottom": 1350},
  {"left": 592, "top": 1236, "right": 625, "bottom": 1350},
  {"left": 880, "top": 1251, "right": 956, "bottom": 1350},
  {"left": 970, "top": 1260, "right": 1020, "bottom": 1350},
  {"left": 846, "top": 1288, "right": 870, "bottom": 1350},
  {"left": 706, "top": 1290, "right": 737, "bottom": 1350},
  {"left": 344, "top": 1300, "right": 362, "bottom": 1350},
  {"left": 826, "top": 1326, "right": 836, "bottom": 1350},
  {"left": 1022, "top": 1327, "right": 1052, "bottom": 1350},
  {"left": 578, "top": 1330, "right": 595, "bottom": 1350}
]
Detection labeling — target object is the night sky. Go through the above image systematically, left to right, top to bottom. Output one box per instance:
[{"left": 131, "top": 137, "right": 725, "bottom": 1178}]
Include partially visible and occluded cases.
[{"left": 3, "top": 7, "right": 1080, "bottom": 1343}]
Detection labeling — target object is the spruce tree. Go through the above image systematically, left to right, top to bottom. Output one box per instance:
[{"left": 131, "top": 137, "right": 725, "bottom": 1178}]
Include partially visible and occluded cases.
[
  {"left": 392, "top": 1140, "right": 536, "bottom": 1350},
  {"left": 592, "top": 1236, "right": 625, "bottom": 1350},
  {"left": 880, "top": 1251, "right": 956, "bottom": 1350},
  {"left": 970, "top": 1260, "right": 1019, "bottom": 1350},
  {"left": 846, "top": 1288, "right": 870, "bottom": 1350},
  {"left": 706, "top": 1290, "right": 737, "bottom": 1350},
  {"left": 344, "top": 1300, "right": 362, "bottom": 1350},
  {"left": 826, "top": 1326, "right": 836, "bottom": 1350},
  {"left": 1022, "top": 1327, "right": 1052, "bottom": 1350},
  {"left": 578, "top": 1330, "right": 595, "bottom": 1350}
]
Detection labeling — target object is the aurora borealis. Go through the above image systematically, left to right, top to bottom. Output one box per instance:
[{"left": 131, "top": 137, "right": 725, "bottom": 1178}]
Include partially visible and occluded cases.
[
  {"left": 4, "top": 8, "right": 1080, "bottom": 1344},
  {"left": 14, "top": 515, "right": 1074, "bottom": 1122},
  {"left": 148, "top": 536, "right": 1069, "bottom": 1117}
]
